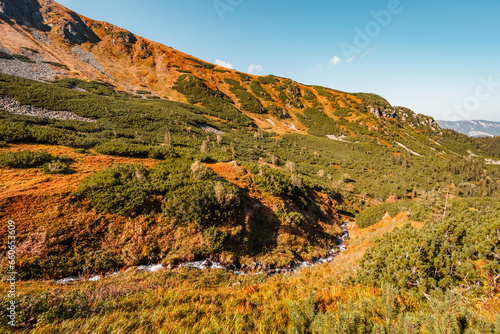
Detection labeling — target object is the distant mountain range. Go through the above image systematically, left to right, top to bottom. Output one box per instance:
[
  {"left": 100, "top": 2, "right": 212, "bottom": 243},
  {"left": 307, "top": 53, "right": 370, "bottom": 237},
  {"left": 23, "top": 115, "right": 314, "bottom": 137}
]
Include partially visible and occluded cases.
[{"left": 437, "top": 120, "right": 500, "bottom": 137}]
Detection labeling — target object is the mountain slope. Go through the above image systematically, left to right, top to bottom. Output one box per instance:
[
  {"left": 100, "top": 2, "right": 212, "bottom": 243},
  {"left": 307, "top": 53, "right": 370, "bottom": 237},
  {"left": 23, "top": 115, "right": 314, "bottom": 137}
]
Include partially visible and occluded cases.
[
  {"left": 0, "top": 0, "right": 442, "bottom": 137},
  {"left": 0, "top": 0, "right": 499, "bottom": 278},
  {"left": 1, "top": 2, "right": 500, "bottom": 332},
  {"left": 437, "top": 119, "right": 500, "bottom": 137}
]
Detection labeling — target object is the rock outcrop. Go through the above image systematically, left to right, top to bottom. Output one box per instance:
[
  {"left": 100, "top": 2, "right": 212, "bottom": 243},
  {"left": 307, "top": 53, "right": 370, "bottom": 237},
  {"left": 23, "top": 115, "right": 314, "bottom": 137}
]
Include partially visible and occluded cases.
[
  {"left": 0, "top": 0, "right": 48, "bottom": 30},
  {"left": 0, "top": 0, "right": 100, "bottom": 45},
  {"left": 58, "top": 11, "right": 100, "bottom": 45},
  {"left": 370, "top": 106, "right": 440, "bottom": 132},
  {"left": 370, "top": 107, "right": 398, "bottom": 119}
]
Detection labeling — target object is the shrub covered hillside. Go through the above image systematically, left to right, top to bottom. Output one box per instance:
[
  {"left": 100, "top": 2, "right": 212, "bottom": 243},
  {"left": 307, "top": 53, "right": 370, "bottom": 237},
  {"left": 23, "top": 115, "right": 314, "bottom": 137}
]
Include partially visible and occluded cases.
[
  {"left": 0, "top": 1, "right": 498, "bottom": 332},
  {"left": 0, "top": 68, "right": 499, "bottom": 331},
  {"left": 0, "top": 71, "right": 499, "bottom": 278},
  {"left": 358, "top": 198, "right": 500, "bottom": 295}
]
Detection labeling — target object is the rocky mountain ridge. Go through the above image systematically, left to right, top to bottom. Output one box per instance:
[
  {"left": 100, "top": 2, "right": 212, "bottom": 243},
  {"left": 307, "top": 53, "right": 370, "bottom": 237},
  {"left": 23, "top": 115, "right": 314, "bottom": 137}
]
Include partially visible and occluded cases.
[{"left": 437, "top": 120, "right": 500, "bottom": 137}]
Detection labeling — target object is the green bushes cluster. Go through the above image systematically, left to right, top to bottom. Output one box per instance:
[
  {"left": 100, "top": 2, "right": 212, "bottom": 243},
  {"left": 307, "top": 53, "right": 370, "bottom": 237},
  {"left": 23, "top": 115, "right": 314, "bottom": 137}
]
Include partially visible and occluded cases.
[
  {"left": 21, "top": 47, "right": 39, "bottom": 53},
  {"left": 0, "top": 51, "right": 12, "bottom": 59},
  {"left": 12, "top": 54, "right": 35, "bottom": 63},
  {"left": 186, "top": 57, "right": 215, "bottom": 70},
  {"left": 42, "top": 61, "right": 69, "bottom": 70},
  {"left": 236, "top": 72, "right": 251, "bottom": 81},
  {"left": 173, "top": 74, "right": 249, "bottom": 123},
  {"left": 258, "top": 75, "right": 278, "bottom": 85},
  {"left": 52, "top": 78, "right": 116, "bottom": 96},
  {"left": 222, "top": 78, "right": 267, "bottom": 114},
  {"left": 224, "top": 78, "right": 244, "bottom": 90},
  {"left": 250, "top": 80, "right": 273, "bottom": 101},
  {"left": 274, "top": 80, "right": 304, "bottom": 109},
  {"left": 312, "top": 86, "right": 341, "bottom": 109},
  {"left": 303, "top": 88, "right": 316, "bottom": 101},
  {"left": 232, "top": 90, "right": 266, "bottom": 114},
  {"left": 354, "top": 92, "right": 391, "bottom": 109},
  {"left": 267, "top": 103, "right": 290, "bottom": 119},
  {"left": 335, "top": 107, "right": 354, "bottom": 117},
  {"left": 299, "top": 108, "right": 343, "bottom": 137},
  {"left": 0, "top": 119, "right": 98, "bottom": 148},
  {"left": 471, "top": 136, "right": 500, "bottom": 158},
  {"left": 94, "top": 140, "right": 176, "bottom": 159},
  {"left": 0, "top": 150, "right": 54, "bottom": 168},
  {"left": 0, "top": 150, "right": 73, "bottom": 174},
  {"left": 42, "top": 159, "right": 73, "bottom": 174},
  {"left": 77, "top": 160, "right": 241, "bottom": 223},
  {"left": 76, "top": 164, "right": 151, "bottom": 215},
  {"left": 252, "top": 165, "right": 309, "bottom": 209},
  {"left": 164, "top": 181, "right": 240, "bottom": 226},
  {"left": 358, "top": 198, "right": 500, "bottom": 294},
  {"left": 356, "top": 200, "right": 427, "bottom": 228},
  {"left": 203, "top": 226, "right": 229, "bottom": 253},
  {"left": 289, "top": 286, "right": 500, "bottom": 334}
]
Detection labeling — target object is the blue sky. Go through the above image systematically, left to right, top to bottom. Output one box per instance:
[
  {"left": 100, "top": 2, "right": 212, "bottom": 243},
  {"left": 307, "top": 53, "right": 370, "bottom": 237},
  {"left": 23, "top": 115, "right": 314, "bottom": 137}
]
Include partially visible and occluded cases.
[{"left": 61, "top": 0, "right": 500, "bottom": 121}]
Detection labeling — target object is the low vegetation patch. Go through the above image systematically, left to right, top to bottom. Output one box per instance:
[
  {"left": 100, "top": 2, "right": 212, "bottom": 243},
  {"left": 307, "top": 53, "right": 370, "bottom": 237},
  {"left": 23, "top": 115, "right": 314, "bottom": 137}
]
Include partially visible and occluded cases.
[
  {"left": 0, "top": 50, "right": 13, "bottom": 59},
  {"left": 12, "top": 54, "right": 35, "bottom": 63},
  {"left": 42, "top": 61, "right": 69, "bottom": 70},
  {"left": 0, "top": 150, "right": 54, "bottom": 168},
  {"left": 356, "top": 200, "right": 427, "bottom": 228}
]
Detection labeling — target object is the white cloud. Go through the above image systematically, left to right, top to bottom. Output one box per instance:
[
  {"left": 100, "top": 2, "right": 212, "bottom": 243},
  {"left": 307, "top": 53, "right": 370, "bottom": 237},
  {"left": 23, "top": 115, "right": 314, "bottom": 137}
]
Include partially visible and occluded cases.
[
  {"left": 361, "top": 48, "right": 376, "bottom": 58},
  {"left": 347, "top": 55, "right": 357, "bottom": 63},
  {"left": 329, "top": 56, "right": 342, "bottom": 67},
  {"left": 215, "top": 59, "right": 234, "bottom": 69},
  {"left": 310, "top": 63, "right": 323, "bottom": 72},
  {"left": 248, "top": 64, "right": 264, "bottom": 74}
]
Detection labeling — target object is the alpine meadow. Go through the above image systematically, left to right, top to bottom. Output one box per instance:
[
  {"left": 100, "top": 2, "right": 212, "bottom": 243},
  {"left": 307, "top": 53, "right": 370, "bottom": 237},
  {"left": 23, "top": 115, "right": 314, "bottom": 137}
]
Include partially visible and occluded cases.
[{"left": 0, "top": 0, "right": 499, "bottom": 333}]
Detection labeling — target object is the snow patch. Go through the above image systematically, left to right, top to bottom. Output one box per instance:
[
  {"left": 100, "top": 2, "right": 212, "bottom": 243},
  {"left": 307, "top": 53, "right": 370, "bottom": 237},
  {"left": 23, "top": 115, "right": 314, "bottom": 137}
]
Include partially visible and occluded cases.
[
  {"left": 266, "top": 118, "right": 276, "bottom": 127},
  {"left": 280, "top": 122, "right": 297, "bottom": 130},
  {"left": 469, "top": 131, "right": 494, "bottom": 137},
  {"left": 326, "top": 134, "right": 348, "bottom": 142},
  {"left": 432, "top": 140, "right": 443, "bottom": 147},
  {"left": 395, "top": 142, "right": 422, "bottom": 156},
  {"left": 467, "top": 150, "right": 480, "bottom": 158},
  {"left": 485, "top": 159, "right": 500, "bottom": 165}
]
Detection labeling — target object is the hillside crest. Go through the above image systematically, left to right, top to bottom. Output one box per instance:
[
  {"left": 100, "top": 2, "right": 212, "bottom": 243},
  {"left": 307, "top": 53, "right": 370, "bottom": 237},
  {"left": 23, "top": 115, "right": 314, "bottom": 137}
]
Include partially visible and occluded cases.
[{"left": 0, "top": 0, "right": 440, "bottom": 136}]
